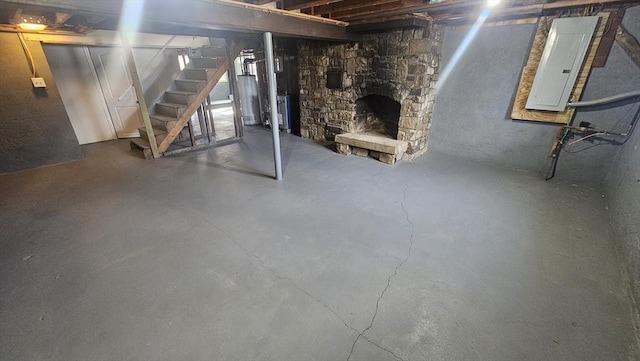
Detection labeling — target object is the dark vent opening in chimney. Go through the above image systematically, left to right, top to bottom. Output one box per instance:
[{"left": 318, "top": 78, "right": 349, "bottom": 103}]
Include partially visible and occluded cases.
[{"left": 355, "top": 94, "right": 400, "bottom": 139}]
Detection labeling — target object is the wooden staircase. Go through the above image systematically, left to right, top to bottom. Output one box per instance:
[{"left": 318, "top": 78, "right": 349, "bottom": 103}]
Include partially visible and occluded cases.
[{"left": 131, "top": 40, "right": 244, "bottom": 158}]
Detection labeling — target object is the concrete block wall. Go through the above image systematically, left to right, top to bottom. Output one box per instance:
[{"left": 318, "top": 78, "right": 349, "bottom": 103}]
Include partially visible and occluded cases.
[{"left": 0, "top": 33, "right": 83, "bottom": 173}]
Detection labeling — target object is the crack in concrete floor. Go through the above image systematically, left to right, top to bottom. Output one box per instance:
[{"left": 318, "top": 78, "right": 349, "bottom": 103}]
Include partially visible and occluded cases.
[
  {"left": 181, "top": 184, "right": 416, "bottom": 360},
  {"left": 346, "top": 191, "right": 415, "bottom": 361},
  {"left": 212, "top": 224, "right": 404, "bottom": 359}
]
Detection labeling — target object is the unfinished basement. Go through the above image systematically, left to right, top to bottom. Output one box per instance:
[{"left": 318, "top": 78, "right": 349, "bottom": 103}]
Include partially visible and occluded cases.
[{"left": 1, "top": 0, "right": 640, "bottom": 360}]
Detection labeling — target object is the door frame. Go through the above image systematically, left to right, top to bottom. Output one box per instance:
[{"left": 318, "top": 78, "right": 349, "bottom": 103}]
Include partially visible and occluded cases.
[
  {"left": 88, "top": 45, "right": 143, "bottom": 139},
  {"left": 83, "top": 46, "right": 119, "bottom": 141}
]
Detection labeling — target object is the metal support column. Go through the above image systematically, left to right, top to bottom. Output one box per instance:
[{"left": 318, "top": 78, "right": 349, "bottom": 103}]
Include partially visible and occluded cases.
[{"left": 264, "top": 32, "right": 283, "bottom": 180}]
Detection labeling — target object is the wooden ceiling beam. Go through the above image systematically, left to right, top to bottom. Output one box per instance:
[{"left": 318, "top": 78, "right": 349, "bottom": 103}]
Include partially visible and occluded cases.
[
  {"left": 0, "top": 0, "right": 361, "bottom": 41},
  {"left": 240, "top": 0, "right": 277, "bottom": 5},
  {"left": 253, "top": 0, "right": 277, "bottom": 5},
  {"left": 282, "top": 0, "right": 342, "bottom": 11},
  {"left": 310, "top": 0, "right": 401, "bottom": 16},
  {"left": 331, "top": 0, "right": 426, "bottom": 21},
  {"left": 338, "top": 0, "right": 633, "bottom": 22},
  {"left": 432, "top": 0, "right": 635, "bottom": 22},
  {"left": 347, "top": 15, "right": 431, "bottom": 32}
]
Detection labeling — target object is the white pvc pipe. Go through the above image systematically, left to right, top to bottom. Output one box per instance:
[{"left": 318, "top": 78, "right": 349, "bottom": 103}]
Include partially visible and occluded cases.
[{"left": 264, "top": 32, "right": 283, "bottom": 180}]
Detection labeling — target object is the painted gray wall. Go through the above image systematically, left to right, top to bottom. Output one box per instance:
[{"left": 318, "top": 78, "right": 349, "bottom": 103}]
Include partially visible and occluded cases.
[
  {"left": 604, "top": 4, "right": 640, "bottom": 321},
  {"left": 429, "top": 12, "right": 640, "bottom": 184},
  {"left": 428, "top": 23, "right": 557, "bottom": 176},
  {"left": 0, "top": 33, "right": 83, "bottom": 174},
  {"left": 606, "top": 105, "right": 640, "bottom": 317}
]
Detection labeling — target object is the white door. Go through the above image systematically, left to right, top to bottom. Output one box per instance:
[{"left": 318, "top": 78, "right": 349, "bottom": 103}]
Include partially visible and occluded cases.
[
  {"left": 43, "top": 45, "right": 117, "bottom": 145},
  {"left": 89, "top": 47, "right": 143, "bottom": 138}
]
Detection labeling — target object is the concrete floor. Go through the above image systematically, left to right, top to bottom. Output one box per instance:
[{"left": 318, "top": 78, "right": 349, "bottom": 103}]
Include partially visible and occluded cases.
[{"left": 1, "top": 128, "right": 637, "bottom": 361}]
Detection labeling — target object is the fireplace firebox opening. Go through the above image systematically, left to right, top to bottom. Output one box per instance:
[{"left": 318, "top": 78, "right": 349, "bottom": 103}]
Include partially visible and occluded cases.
[{"left": 355, "top": 94, "right": 401, "bottom": 139}]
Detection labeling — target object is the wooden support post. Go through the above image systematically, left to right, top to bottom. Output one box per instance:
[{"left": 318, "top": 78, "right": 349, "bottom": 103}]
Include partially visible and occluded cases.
[
  {"left": 592, "top": 9, "right": 625, "bottom": 67},
  {"left": 616, "top": 24, "right": 640, "bottom": 70},
  {"left": 120, "top": 32, "right": 160, "bottom": 158},
  {"left": 226, "top": 37, "right": 244, "bottom": 138},
  {"left": 204, "top": 96, "right": 215, "bottom": 142},
  {"left": 196, "top": 103, "right": 207, "bottom": 141},
  {"left": 197, "top": 104, "right": 208, "bottom": 143},
  {"left": 187, "top": 118, "right": 197, "bottom": 147}
]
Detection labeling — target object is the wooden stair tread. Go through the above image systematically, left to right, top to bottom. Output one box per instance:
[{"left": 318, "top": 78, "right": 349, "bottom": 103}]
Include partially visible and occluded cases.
[
  {"left": 191, "top": 57, "right": 219, "bottom": 62},
  {"left": 191, "top": 57, "right": 219, "bottom": 69},
  {"left": 175, "top": 79, "right": 206, "bottom": 83},
  {"left": 165, "top": 90, "right": 197, "bottom": 96},
  {"left": 211, "top": 99, "right": 233, "bottom": 106},
  {"left": 156, "top": 102, "right": 187, "bottom": 108},
  {"left": 149, "top": 114, "right": 179, "bottom": 122},
  {"left": 138, "top": 126, "right": 167, "bottom": 135},
  {"left": 130, "top": 137, "right": 150, "bottom": 149},
  {"left": 130, "top": 138, "right": 153, "bottom": 159}
]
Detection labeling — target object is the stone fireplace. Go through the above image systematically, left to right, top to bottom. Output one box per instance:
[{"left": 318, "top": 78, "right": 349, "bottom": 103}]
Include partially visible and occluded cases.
[{"left": 298, "top": 24, "right": 443, "bottom": 164}]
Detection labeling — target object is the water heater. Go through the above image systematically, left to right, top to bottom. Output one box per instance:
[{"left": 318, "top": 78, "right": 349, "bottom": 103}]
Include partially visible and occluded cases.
[{"left": 237, "top": 74, "right": 261, "bottom": 125}]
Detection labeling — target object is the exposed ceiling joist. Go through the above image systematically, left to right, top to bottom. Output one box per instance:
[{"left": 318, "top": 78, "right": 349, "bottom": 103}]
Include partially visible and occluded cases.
[
  {"left": 0, "top": 0, "right": 361, "bottom": 41},
  {"left": 249, "top": 0, "right": 277, "bottom": 5},
  {"left": 282, "top": 0, "right": 343, "bottom": 11},
  {"left": 308, "top": 0, "right": 403, "bottom": 16},
  {"left": 330, "top": 0, "right": 426, "bottom": 21},
  {"left": 334, "top": 0, "right": 635, "bottom": 22},
  {"left": 431, "top": 0, "right": 637, "bottom": 23},
  {"left": 346, "top": 15, "right": 431, "bottom": 32}
]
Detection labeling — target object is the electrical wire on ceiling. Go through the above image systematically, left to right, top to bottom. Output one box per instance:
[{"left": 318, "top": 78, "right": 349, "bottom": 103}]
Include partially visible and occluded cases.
[
  {"left": 542, "top": 9, "right": 613, "bottom": 39},
  {"left": 17, "top": 32, "right": 38, "bottom": 78}
]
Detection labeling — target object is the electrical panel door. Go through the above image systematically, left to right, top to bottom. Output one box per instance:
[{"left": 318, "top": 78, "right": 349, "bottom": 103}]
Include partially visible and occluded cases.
[{"left": 525, "top": 16, "right": 599, "bottom": 111}]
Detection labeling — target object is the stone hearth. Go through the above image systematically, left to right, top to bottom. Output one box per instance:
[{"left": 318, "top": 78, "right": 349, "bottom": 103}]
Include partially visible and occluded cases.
[
  {"left": 298, "top": 24, "right": 443, "bottom": 163},
  {"left": 335, "top": 132, "right": 408, "bottom": 165}
]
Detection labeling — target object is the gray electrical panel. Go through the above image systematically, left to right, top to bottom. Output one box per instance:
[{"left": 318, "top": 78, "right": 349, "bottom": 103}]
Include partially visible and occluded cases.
[{"left": 525, "top": 16, "right": 599, "bottom": 111}]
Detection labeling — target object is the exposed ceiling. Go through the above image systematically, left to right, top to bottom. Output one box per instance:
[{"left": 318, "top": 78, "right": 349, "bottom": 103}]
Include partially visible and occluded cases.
[
  {"left": 0, "top": 0, "right": 636, "bottom": 40},
  {"left": 0, "top": 0, "right": 359, "bottom": 41},
  {"left": 242, "top": 0, "right": 639, "bottom": 24}
]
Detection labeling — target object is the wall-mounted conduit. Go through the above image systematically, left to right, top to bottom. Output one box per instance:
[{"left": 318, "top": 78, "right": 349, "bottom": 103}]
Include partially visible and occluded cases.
[{"left": 546, "top": 90, "right": 640, "bottom": 180}]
